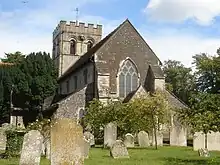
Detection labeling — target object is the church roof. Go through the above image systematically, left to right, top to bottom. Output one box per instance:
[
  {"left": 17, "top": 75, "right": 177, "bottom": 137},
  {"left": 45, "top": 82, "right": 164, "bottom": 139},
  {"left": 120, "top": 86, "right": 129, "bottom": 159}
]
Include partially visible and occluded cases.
[
  {"left": 58, "top": 19, "right": 162, "bottom": 82},
  {"left": 150, "top": 65, "right": 164, "bottom": 78},
  {"left": 123, "top": 86, "right": 188, "bottom": 109}
]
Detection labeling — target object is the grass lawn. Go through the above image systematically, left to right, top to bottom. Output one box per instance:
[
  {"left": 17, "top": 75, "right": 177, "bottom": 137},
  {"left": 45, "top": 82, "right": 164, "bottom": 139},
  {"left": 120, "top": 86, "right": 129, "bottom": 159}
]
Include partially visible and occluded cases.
[{"left": 1, "top": 146, "right": 220, "bottom": 165}]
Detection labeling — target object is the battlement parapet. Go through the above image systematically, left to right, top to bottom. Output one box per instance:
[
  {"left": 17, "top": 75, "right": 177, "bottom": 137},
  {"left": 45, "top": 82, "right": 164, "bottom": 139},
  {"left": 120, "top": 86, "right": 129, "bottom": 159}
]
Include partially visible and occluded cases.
[{"left": 53, "top": 20, "right": 102, "bottom": 38}]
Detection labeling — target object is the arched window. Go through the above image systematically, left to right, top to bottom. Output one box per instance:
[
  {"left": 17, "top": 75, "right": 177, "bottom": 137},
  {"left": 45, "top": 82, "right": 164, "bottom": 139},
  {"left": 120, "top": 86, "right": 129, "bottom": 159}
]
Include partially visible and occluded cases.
[
  {"left": 70, "top": 39, "right": 76, "bottom": 55},
  {"left": 87, "top": 41, "right": 93, "bottom": 50},
  {"left": 118, "top": 59, "right": 139, "bottom": 98}
]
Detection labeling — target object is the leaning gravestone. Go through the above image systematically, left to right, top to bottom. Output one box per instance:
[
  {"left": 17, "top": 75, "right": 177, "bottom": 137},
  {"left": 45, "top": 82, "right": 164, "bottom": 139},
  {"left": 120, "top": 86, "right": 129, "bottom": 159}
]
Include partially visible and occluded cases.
[
  {"left": 51, "top": 118, "right": 84, "bottom": 165},
  {"left": 104, "top": 122, "right": 117, "bottom": 148},
  {"left": 19, "top": 130, "right": 43, "bottom": 165},
  {"left": 138, "top": 131, "right": 150, "bottom": 147},
  {"left": 84, "top": 132, "right": 95, "bottom": 146},
  {"left": 124, "top": 133, "right": 134, "bottom": 148},
  {"left": 83, "top": 138, "right": 90, "bottom": 159},
  {"left": 110, "top": 140, "right": 129, "bottom": 159}
]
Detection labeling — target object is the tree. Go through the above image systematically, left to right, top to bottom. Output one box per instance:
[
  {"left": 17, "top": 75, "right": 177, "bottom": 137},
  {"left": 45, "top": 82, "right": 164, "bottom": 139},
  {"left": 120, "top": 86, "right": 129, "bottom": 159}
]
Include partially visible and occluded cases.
[
  {"left": 0, "top": 51, "right": 57, "bottom": 124},
  {"left": 1, "top": 51, "right": 25, "bottom": 64},
  {"left": 192, "top": 53, "right": 220, "bottom": 94},
  {"left": 163, "top": 60, "right": 195, "bottom": 105},
  {"left": 85, "top": 91, "right": 170, "bottom": 149},
  {"left": 178, "top": 93, "right": 220, "bottom": 149}
]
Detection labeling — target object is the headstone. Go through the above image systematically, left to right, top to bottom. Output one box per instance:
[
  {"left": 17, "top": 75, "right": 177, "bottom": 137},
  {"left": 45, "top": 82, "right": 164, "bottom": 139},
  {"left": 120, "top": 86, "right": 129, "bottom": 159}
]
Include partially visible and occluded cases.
[
  {"left": 170, "top": 114, "right": 187, "bottom": 146},
  {"left": 51, "top": 118, "right": 84, "bottom": 165},
  {"left": 104, "top": 122, "right": 117, "bottom": 148},
  {"left": 0, "top": 129, "right": 6, "bottom": 151},
  {"left": 19, "top": 130, "right": 43, "bottom": 165},
  {"left": 137, "top": 131, "right": 150, "bottom": 147},
  {"left": 151, "top": 131, "right": 163, "bottom": 146},
  {"left": 193, "top": 131, "right": 220, "bottom": 151},
  {"left": 84, "top": 132, "right": 95, "bottom": 146},
  {"left": 124, "top": 133, "right": 134, "bottom": 148},
  {"left": 45, "top": 138, "right": 51, "bottom": 160},
  {"left": 83, "top": 138, "right": 90, "bottom": 159},
  {"left": 110, "top": 140, "right": 129, "bottom": 159},
  {"left": 198, "top": 148, "right": 210, "bottom": 157}
]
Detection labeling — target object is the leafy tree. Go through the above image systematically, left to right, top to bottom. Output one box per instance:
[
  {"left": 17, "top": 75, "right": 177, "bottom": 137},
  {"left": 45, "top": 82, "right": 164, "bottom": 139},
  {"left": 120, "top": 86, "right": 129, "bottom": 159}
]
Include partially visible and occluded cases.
[
  {"left": 192, "top": 53, "right": 220, "bottom": 94},
  {"left": 163, "top": 60, "right": 195, "bottom": 105},
  {"left": 85, "top": 91, "right": 170, "bottom": 149},
  {"left": 178, "top": 93, "right": 220, "bottom": 149}
]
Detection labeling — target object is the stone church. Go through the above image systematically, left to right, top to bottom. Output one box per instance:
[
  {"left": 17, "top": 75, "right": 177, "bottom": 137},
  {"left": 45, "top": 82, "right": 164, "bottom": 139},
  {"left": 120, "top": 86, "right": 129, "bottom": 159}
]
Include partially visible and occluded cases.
[{"left": 42, "top": 19, "right": 187, "bottom": 146}]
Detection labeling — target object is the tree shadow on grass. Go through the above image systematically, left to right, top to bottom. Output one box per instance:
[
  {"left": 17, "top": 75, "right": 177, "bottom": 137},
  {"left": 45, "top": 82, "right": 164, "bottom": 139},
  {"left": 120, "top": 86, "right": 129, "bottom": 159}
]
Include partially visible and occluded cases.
[{"left": 163, "top": 157, "right": 220, "bottom": 165}]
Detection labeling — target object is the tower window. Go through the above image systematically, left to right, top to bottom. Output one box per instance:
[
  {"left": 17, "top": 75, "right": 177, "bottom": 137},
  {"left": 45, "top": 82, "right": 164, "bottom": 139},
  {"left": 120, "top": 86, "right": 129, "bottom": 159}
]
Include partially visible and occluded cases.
[
  {"left": 70, "top": 39, "right": 76, "bottom": 55},
  {"left": 87, "top": 41, "right": 93, "bottom": 51},
  {"left": 118, "top": 59, "right": 139, "bottom": 98}
]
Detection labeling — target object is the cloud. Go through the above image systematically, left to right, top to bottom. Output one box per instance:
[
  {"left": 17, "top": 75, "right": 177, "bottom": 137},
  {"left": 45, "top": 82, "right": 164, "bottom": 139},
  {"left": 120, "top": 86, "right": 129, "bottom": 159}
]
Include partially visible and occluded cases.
[
  {"left": 0, "top": 0, "right": 120, "bottom": 58},
  {"left": 144, "top": 0, "right": 220, "bottom": 25},
  {"left": 141, "top": 28, "right": 220, "bottom": 67}
]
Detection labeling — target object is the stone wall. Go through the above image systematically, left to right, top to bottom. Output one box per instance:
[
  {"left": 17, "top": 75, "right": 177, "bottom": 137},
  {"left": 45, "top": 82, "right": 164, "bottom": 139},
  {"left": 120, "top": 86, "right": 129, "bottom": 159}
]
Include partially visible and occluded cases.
[
  {"left": 94, "top": 21, "right": 161, "bottom": 94},
  {"left": 59, "top": 63, "right": 94, "bottom": 95},
  {"left": 154, "top": 79, "right": 165, "bottom": 91},
  {"left": 53, "top": 85, "right": 93, "bottom": 119}
]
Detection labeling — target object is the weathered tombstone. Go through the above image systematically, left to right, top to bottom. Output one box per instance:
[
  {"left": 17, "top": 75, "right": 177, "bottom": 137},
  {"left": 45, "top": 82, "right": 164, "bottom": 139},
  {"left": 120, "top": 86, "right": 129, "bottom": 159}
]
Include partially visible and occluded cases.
[
  {"left": 170, "top": 114, "right": 187, "bottom": 146},
  {"left": 51, "top": 118, "right": 84, "bottom": 165},
  {"left": 104, "top": 122, "right": 117, "bottom": 148},
  {"left": 0, "top": 129, "right": 6, "bottom": 151},
  {"left": 19, "top": 130, "right": 43, "bottom": 165},
  {"left": 138, "top": 131, "right": 150, "bottom": 147},
  {"left": 151, "top": 131, "right": 163, "bottom": 146},
  {"left": 84, "top": 132, "right": 95, "bottom": 146},
  {"left": 124, "top": 133, "right": 134, "bottom": 148},
  {"left": 45, "top": 138, "right": 51, "bottom": 160},
  {"left": 83, "top": 138, "right": 90, "bottom": 159},
  {"left": 110, "top": 140, "right": 129, "bottom": 159},
  {"left": 198, "top": 148, "right": 210, "bottom": 157}
]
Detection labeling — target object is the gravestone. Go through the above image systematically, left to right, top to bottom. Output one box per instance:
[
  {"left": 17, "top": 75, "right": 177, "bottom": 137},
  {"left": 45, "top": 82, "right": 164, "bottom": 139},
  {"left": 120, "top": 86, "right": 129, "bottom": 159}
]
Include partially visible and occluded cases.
[
  {"left": 170, "top": 114, "right": 187, "bottom": 146},
  {"left": 51, "top": 118, "right": 84, "bottom": 165},
  {"left": 104, "top": 122, "right": 117, "bottom": 148},
  {"left": 0, "top": 129, "right": 6, "bottom": 151},
  {"left": 19, "top": 130, "right": 43, "bottom": 165},
  {"left": 137, "top": 131, "right": 150, "bottom": 147},
  {"left": 151, "top": 131, "right": 163, "bottom": 146},
  {"left": 84, "top": 132, "right": 95, "bottom": 146},
  {"left": 124, "top": 133, "right": 134, "bottom": 148},
  {"left": 45, "top": 138, "right": 50, "bottom": 160},
  {"left": 83, "top": 138, "right": 90, "bottom": 159},
  {"left": 110, "top": 140, "right": 129, "bottom": 159},
  {"left": 198, "top": 148, "right": 210, "bottom": 157}
]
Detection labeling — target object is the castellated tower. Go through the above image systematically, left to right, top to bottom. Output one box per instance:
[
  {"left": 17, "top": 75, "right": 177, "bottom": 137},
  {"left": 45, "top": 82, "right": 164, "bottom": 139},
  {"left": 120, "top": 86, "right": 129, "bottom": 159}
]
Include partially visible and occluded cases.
[{"left": 52, "top": 21, "right": 102, "bottom": 77}]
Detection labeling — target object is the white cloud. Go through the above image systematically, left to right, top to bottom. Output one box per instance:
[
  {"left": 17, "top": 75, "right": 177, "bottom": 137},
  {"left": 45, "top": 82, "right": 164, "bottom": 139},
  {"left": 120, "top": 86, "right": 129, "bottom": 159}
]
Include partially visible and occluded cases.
[
  {"left": 0, "top": 0, "right": 120, "bottom": 58},
  {"left": 145, "top": 0, "right": 220, "bottom": 25},
  {"left": 142, "top": 30, "right": 220, "bottom": 67}
]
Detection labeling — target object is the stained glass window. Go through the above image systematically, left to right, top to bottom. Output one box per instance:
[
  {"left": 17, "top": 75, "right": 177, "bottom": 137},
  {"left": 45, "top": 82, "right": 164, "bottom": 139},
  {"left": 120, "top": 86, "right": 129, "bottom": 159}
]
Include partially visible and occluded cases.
[{"left": 118, "top": 59, "right": 139, "bottom": 97}]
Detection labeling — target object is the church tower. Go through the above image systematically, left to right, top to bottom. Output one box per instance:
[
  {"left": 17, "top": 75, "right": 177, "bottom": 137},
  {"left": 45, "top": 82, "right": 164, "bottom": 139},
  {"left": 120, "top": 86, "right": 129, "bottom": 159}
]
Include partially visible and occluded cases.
[{"left": 52, "top": 21, "right": 102, "bottom": 77}]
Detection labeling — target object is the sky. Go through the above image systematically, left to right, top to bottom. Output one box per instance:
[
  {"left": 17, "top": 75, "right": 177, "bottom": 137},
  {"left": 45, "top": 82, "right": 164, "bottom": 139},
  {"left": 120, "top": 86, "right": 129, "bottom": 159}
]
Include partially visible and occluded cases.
[{"left": 1, "top": 0, "right": 220, "bottom": 67}]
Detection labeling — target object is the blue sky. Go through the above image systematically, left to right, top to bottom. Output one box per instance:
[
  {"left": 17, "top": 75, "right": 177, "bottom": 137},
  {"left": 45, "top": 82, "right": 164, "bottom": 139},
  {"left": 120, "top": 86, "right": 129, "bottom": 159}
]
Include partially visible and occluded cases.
[{"left": 1, "top": 0, "right": 220, "bottom": 67}]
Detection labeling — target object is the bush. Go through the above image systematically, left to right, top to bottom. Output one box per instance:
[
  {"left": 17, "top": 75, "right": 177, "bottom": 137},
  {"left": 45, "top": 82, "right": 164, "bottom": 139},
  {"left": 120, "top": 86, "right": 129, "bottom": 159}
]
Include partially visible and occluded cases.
[{"left": 4, "top": 130, "right": 26, "bottom": 158}]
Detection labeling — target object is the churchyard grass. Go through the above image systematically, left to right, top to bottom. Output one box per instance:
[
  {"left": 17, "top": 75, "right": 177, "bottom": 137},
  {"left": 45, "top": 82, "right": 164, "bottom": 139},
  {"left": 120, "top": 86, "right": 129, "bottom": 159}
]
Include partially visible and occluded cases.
[{"left": 1, "top": 146, "right": 220, "bottom": 165}]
